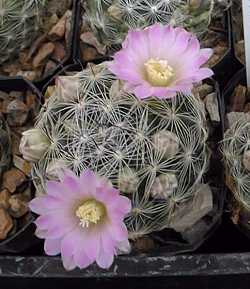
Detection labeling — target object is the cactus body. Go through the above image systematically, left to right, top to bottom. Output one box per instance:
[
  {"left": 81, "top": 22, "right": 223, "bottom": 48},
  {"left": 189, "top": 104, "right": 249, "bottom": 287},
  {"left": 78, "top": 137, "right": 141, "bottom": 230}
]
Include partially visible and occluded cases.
[
  {"left": 0, "top": 0, "right": 47, "bottom": 64},
  {"left": 83, "top": 0, "right": 230, "bottom": 52},
  {"left": 32, "top": 62, "right": 210, "bottom": 239},
  {"left": 223, "top": 117, "right": 250, "bottom": 210}
]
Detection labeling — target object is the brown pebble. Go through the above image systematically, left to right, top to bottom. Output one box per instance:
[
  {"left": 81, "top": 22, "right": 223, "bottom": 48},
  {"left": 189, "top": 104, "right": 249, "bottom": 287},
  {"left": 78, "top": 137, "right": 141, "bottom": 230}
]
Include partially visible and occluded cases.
[
  {"left": 65, "top": 10, "right": 72, "bottom": 44},
  {"left": 48, "top": 11, "right": 68, "bottom": 40},
  {"left": 80, "top": 32, "right": 106, "bottom": 55},
  {"left": 28, "top": 34, "right": 48, "bottom": 60},
  {"left": 33, "top": 42, "right": 55, "bottom": 68},
  {"left": 52, "top": 42, "right": 66, "bottom": 61},
  {"left": 81, "top": 44, "right": 99, "bottom": 62},
  {"left": 18, "top": 50, "right": 33, "bottom": 70},
  {"left": 43, "top": 60, "right": 57, "bottom": 76},
  {"left": 16, "top": 70, "right": 38, "bottom": 82},
  {"left": 231, "top": 85, "right": 247, "bottom": 112},
  {"left": 0, "top": 91, "right": 9, "bottom": 100},
  {"left": 9, "top": 91, "right": 23, "bottom": 100},
  {"left": 26, "top": 91, "right": 39, "bottom": 117},
  {"left": 1, "top": 99, "right": 11, "bottom": 114},
  {"left": 6, "top": 99, "right": 29, "bottom": 126},
  {"left": 244, "top": 103, "right": 250, "bottom": 112},
  {"left": 11, "top": 131, "right": 22, "bottom": 155},
  {"left": 13, "top": 155, "right": 32, "bottom": 176},
  {"left": 2, "top": 168, "right": 26, "bottom": 193},
  {"left": 0, "top": 189, "right": 10, "bottom": 209},
  {"left": 8, "top": 194, "right": 29, "bottom": 218},
  {"left": 0, "top": 208, "right": 13, "bottom": 240},
  {"left": 133, "top": 237, "right": 156, "bottom": 252}
]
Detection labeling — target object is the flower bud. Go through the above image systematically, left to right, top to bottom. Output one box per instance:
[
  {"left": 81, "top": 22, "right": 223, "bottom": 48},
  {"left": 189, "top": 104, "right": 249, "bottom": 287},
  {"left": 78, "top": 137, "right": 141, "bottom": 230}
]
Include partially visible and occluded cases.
[{"left": 20, "top": 128, "right": 50, "bottom": 162}]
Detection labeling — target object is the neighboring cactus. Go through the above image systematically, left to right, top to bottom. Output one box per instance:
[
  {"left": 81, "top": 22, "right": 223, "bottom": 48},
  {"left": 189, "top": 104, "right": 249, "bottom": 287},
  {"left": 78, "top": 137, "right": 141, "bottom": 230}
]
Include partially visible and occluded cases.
[
  {"left": 0, "top": 0, "right": 47, "bottom": 64},
  {"left": 83, "top": 0, "right": 230, "bottom": 52},
  {"left": 30, "top": 62, "right": 210, "bottom": 239},
  {"left": 0, "top": 114, "right": 11, "bottom": 178},
  {"left": 223, "top": 116, "right": 250, "bottom": 211}
]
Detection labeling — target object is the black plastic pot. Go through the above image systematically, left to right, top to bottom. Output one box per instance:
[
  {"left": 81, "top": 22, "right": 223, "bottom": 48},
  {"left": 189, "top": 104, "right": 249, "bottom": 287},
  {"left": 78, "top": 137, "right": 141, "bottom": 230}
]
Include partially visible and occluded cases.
[
  {"left": 0, "top": 0, "right": 79, "bottom": 89},
  {"left": 230, "top": 2, "right": 245, "bottom": 67},
  {"left": 211, "top": 8, "right": 243, "bottom": 89},
  {"left": 0, "top": 77, "right": 42, "bottom": 253}
]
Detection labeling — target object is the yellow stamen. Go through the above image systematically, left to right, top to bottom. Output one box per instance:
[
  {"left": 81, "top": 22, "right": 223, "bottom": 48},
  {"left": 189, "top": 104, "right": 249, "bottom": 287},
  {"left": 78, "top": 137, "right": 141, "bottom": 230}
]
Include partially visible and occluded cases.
[
  {"left": 144, "top": 58, "right": 175, "bottom": 87},
  {"left": 76, "top": 199, "right": 105, "bottom": 228}
]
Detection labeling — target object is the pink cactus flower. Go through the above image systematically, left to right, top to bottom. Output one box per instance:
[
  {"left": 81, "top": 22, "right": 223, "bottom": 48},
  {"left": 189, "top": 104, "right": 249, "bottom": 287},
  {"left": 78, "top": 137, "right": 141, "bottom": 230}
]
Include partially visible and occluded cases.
[
  {"left": 108, "top": 24, "right": 213, "bottom": 99},
  {"left": 30, "top": 169, "right": 131, "bottom": 270}
]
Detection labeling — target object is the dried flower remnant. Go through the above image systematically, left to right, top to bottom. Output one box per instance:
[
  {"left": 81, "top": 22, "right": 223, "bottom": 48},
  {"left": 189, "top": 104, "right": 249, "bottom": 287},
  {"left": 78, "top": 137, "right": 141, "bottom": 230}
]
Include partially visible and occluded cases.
[{"left": 20, "top": 128, "right": 50, "bottom": 162}]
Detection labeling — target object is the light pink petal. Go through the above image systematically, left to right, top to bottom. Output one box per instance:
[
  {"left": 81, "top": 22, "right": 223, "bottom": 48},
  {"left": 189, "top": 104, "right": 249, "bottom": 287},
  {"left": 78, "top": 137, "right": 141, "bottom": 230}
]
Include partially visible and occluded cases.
[
  {"left": 147, "top": 23, "right": 163, "bottom": 57},
  {"left": 161, "top": 25, "right": 176, "bottom": 50},
  {"left": 126, "top": 30, "right": 149, "bottom": 62},
  {"left": 172, "top": 30, "right": 191, "bottom": 55},
  {"left": 185, "top": 37, "right": 200, "bottom": 57},
  {"left": 193, "top": 48, "right": 213, "bottom": 67},
  {"left": 192, "top": 68, "right": 214, "bottom": 82},
  {"left": 133, "top": 84, "right": 154, "bottom": 99},
  {"left": 61, "top": 169, "right": 82, "bottom": 197},
  {"left": 79, "top": 169, "right": 98, "bottom": 197},
  {"left": 46, "top": 181, "right": 67, "bottom": 199},
  {"left": 95, "top": 186, "right": 119, "bottom": 204},
  {"left": 29, "top": 195, "right": 71, "bottom": 215},
  {"left": 107, "top": 196, "right": 131, "bottom": 220},
  {"left": 29, "top": 197, "right": 47, "bottom": 215},
  {"left": 35, "top": 210, "right": 77, "bottom": 239},
  {"left": 108, "top": 222, "right": 128, "bottom": 242},
  {"left": 61, "top": 227, "right": 98, "bottom": 270},
  {"left": 35, "top": 228, "right": 49, "bottom": 239},
  {"left": 82, "top": 230, "right": 101, "bottom": 260},
  {"left": 61, "top": 231, "right": 78, "bottom": 270},
  {"left": 100, "top": 231, "right": 116, "bottom": 255},
  {"left": 95, "top": 233, "right": 116, "bottom": 268},
  {"left": 44, "top": 238, "right": 61, "bottom": 256},
  {"left": 117, "top": 239, "right": 131, "bottom": 254},
  {"left": 96, "top": 247, "right": 114, "bottom": 269},
  {"left": 73, "top": 249, "right": 93, "bottom": 269},
  {"left": 62, "top": 253, "right": 76, "bottom": 271}
]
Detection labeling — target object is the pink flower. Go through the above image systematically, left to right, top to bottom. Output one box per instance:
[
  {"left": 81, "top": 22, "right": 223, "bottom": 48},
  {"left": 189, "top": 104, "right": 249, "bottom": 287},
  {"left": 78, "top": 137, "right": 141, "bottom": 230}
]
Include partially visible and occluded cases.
[
  {"left": 108, "top": 24, "right": 213, "bottom": 99},
  {"left": 29, "top": 169, "right": 131, "bottom": 270}
]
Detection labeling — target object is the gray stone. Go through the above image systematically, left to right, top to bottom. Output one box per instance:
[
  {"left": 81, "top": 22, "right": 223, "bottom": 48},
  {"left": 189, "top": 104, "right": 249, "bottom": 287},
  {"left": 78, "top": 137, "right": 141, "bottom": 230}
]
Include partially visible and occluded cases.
[
  {"left": 205, "top": 92, "right": 220, "bottom": 122},
  {"left": 169, "top": 184, "right": 213, "bottom": 233}
]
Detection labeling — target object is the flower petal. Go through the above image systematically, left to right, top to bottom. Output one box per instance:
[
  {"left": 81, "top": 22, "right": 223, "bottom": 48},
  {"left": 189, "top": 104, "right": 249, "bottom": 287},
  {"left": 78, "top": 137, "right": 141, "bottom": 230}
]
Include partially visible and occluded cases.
[{"left": 44, "top": 238, "right": 61, "bottom": 255}]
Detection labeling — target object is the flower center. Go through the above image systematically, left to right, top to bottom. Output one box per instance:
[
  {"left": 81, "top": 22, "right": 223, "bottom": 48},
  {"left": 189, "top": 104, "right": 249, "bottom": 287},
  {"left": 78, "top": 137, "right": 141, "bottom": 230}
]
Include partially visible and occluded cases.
[
  {"left": 144, "top": 58, "right": 175, "bottom": 87},
  {"left": 76, "top": 199, "right": 105, "bottom": 228}
]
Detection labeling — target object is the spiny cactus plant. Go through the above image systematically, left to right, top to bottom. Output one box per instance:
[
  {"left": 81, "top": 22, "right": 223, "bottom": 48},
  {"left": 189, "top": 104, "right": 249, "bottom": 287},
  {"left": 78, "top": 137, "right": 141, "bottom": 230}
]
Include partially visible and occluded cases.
[
  {"left": 0, "top": 0, "right": 47, "bottom": 64},
  {"left": 83, "top": 0, "right": 231, "bottom": 52},
  {"left": 31, "top": 62, "right": 210, "bottom": 239},
  {"left": 0, "top": 113, "right": 11, "bottom": 178},
  {"left": 223, "top": 116, "right": 250, "bottom": 211}
]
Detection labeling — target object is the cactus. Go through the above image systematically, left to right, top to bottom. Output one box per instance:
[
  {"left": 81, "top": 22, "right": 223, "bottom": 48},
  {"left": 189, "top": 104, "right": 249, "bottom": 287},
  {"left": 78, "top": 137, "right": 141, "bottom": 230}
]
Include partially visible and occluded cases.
[
  {"left": 0, "top": 0, "right": 47, "bottom": 64},
  {"left": 83, "top": 0, "right": 231, "bottom": 52},
  {"left": 31, "top": 62, "right": 210, "bottom": 239},
  {"left": 0, "top": 113, "right": 11, "bottom": 178},
  {"left": 223, "top": 116, "right": 250, "bottom": 211}
]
